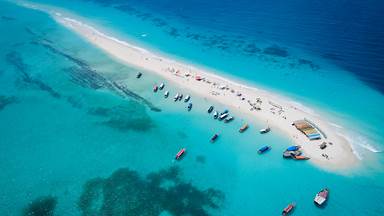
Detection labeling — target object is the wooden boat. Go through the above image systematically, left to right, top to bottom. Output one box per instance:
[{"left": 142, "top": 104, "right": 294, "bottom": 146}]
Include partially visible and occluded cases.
[
  {"left": 136, "top": 72, "right": 142, "bottom": 78},
  {"left": 159, "top": 83, "right": 165, "bottom": 90},
  {"left": 153, "top": 85, "right": 158, "bottom": 92},
  {"left": 164, "top": 91, "right": 169, "bottom": 98},
  {"left": 174, "top": 93, "right": 179, "bottom": 101},
  {"left": 184, "top": 95, "right": 191, "bottom": 102},
  {"left": 187, "top": 103, "right": 192, "bottom": 111},
  {"left": 207, "top": 106, "right": 214, "bottom": 113},
  {"left": 220, "top": 109, "right": 229, "bottom": 115},
  {"left": 213, "top": 111, "right": 219, "bottom": 119},
  {"left": 219, "top": 113, "right": 229, "bottom": 121},
  {"left": 224, "top": 116, "right": 234, "bottom": 123},
  {"left": 239, "top": 124, "right": 248, "bottom": 133},
  {"left": 260, "top": 127, "right": 270, "bottom": 134},
  {"left": 210, "top": 134, "right": 219, "bottom": 142},
  {"left": 286, "top": 145, "right": 300, "bottom": 151},
  {"left": 258, "top": 146, "right": 271, "bottom": 154},
  {"left": 175, "top": 148, "right": 186, "bottom": 160},
  {"left": 283, "top": 150, "right": 301, "bottom": 158},
  {"left": 293, "top": 155, "right": 310, "bottom": 160},
  {"left": 314, "top": 188, "right": 329, "bottom": 206},
  {"left": 282, "top": 203, "right": 295, "bottom": 216}
]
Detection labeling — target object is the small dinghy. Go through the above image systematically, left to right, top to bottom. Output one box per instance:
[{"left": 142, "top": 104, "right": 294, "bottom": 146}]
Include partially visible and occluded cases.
[
  {"left": 136, "top": 72, "right": 142, "bottom": 78},
  {"left": 159, "top": 83, "right": 165, "bottom": 90},
  {"left": 153, "top": 85, "right": 158, "bottom": 92},
  {"left": 164, "top": 91, "right": 169, "bottom": 98},
  {"left": 174, "top": 93, "right": 179, "bottom": 101},
  {"left": 178, "top": 94, "right": 183, "bottom": 101},
  {"left": 184, "top": 95, "right": 191, "bottom": 102},
  {"left": 187, "top": 103, "right": 192, "bottom": 111},
  {"left": 207, "top": 106, "right": 214, "bottom": 113},
  {"left": 220, "top": 109, "right": 229, "bottom": 115},
  {"left": 213, "top": 111, "right": 219, "bottom": 119},
  {"left": 219, "top": 113, "right": 229, "bottom": 121},
  {"left": 224, "top": 116, "right": 234, "bottom": 123},
  {"left": 239, "top": 124, "right": 248, "bottom": 133},
  {"left": 260, "top": 127, "right": 270, "bottom": 134},
  {"left": 210, "top": 134, "right": 219, "bottom": 143},
  {"left": 286, "top": 145, "right": 300, "bottom": 151},
  {"left": 258, "top": 146, "right": 271, "bottom": 154},
  {"left": 175, "top": 148, "right": 186, "bottom": 160},
  {"left": 283, "top": 150, "right": 301, "bottom": 158},
  {"left": 293, "top": 155, "right": 310, "bottom": 160},
  {"left": 314, "top": 188, "right": 329, "bottom": 206},
  {"left": 282, "top": 203, "right": 295, "bottom": 216}
]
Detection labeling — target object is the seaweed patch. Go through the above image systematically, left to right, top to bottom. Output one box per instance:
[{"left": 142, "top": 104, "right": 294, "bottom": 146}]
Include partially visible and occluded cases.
[
  {"left": 1, "top": 15, "right": 16, "bottom": 21},
  {"left": 36, "top": 41, "right": 161, "bottom": 112},
  {"left": 263, "top": 45, "right": 289, "bottom": 57},
  {"left": 5, "top": 52, "right": 61, "bottom": 99},
  {"left": 298, "top": 59, "right": 320, "bottom": 70},
  {"left": 0, "top": 95, "right": 18, "bottom": 111},
  {"left": 88, "top": 102, "right": 155, "bottom": 132},
  {"left": 78, "top": 166, "right": 224, "bottom": 216},
  {"left": 22, "top": 196, "right": 57, "bottom": 216}
]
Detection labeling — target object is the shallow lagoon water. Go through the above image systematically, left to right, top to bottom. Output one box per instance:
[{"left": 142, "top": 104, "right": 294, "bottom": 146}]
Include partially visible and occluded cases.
[{"left": 1, "top": 1, "right": 384, "bottom": 215}]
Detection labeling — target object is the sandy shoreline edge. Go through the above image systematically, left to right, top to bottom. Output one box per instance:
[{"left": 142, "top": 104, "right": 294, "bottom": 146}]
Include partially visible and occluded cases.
[{"left": 18, "top": 1, "right": 358, "bottom": 172}]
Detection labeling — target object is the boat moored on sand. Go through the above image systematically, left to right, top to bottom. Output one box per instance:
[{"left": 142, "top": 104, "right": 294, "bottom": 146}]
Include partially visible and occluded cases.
[
  {"left": 159, "top": 82, "right": 165, "bottom": 90},
  {"left": 153, "top": 85, "right": 158, "bottom": 92},
  {"left": 174, "top": 93, "right": 179, "bottom": 101},
  {"left": 184, "top": 95, "right": 191, "bottom": 102},
  {"left": 207, "top": 106, "right": 214, "bottom": 113},
  {"left": 213, "top": 111, "right": 219, "bottom": 119},
  {"left": 219, "top": 113, "right": 229, "bottom": 121},
  {"left": 224, "top": 116, "right": 234, "bottom": 123},
  {"left": 239, "top": 123, "right": 249, "bottom": 132},
  {"left": 260, "top": 126, "right": 270, "bottom": 134},
  {"left": 175, "top": 148, "right": 186, "bottom": 160},
  {"left": 293, "top": 155, "right": 310, "bottom": 160},
  {"left": 314, "top": 188, "right": 329, "bottom": 206},
  {"left": 282, "top": 203, "right": 295, "bottom": 216}
]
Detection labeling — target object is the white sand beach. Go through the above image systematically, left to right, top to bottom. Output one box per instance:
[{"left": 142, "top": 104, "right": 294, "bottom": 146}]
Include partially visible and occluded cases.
[{"left": 22, "top": 2, "right": 358, "bottom": 171}]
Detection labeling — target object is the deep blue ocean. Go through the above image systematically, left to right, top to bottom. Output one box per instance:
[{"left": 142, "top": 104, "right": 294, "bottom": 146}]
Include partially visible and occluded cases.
[{"left": 1, "top": 0, "right": 384, "bottom": 215}]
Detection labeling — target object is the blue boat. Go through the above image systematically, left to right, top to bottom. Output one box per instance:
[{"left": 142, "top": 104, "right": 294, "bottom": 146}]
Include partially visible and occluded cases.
[
  {"left": 187, "top": 103, "right": 192, "bottom": 111},
  {"left": 258, "top": 146, "right": 271, "bottom": 154},
  {"left": 286, "top": 146, "right": 300, "bottom": 151}
]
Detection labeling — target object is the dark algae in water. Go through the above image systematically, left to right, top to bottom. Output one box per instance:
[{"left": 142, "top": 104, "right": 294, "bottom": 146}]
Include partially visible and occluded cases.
[
  {"left": 0, "top": 95, "right": 17, "bottom": 111},
  {"left": 88, "top": 102, "right": 155, "bottom": 132},
  {"left": 78, "top": 166, "right": 224, "bottom": 216},
  {"left": 22, "top": 196, "right": 57, "bottom": 216}
]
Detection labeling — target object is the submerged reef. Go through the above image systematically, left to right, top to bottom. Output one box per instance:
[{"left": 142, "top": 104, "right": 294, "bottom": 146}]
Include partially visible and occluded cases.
[
  {"left": 1, "top": 15, "right": 16, "bottom": 21},
  {"left": 35, "top": 41, "right": 161, "bottom": 112},
  {"left": 262, "top": 45, "right": 289, "bottom": 57},
  {"left": 5, "top": 52, "right": 61, "bottom": 98},
  {"left": 0, "top": 95, "right": 17, "bottom": 111},
  {"left": 88, "top": 102, "right": 155, "bottom": 132},
  {"left": 78, "top": 166, "right": 224, "bottom": 216},
  {"left": 22, "top": 196, "right": 57, "bottom": 216}
]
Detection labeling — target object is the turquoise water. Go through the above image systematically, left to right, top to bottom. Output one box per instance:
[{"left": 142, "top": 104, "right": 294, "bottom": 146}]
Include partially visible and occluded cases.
[{"left": 1, "top": 1, "right": 384, "bottom": 215}]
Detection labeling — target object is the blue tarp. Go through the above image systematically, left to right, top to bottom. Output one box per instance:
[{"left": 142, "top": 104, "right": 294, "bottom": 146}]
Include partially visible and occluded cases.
[{"left": 287, "top": 146, "right": 299, "bottom": 151}]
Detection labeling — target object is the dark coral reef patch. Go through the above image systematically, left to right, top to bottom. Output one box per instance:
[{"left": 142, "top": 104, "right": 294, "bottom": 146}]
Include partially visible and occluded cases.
[
  {"left": 0, "top": 95, "right": 17, "bottom": 111},
  {"left": 88, "top": 102, "right": 155, "bottom": 132},
  {"left": 78, "top": 166, "right": 224, "bottom": 216},
  {"left": 22, "top": 196, "right": 57, "bottom": 216}
]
